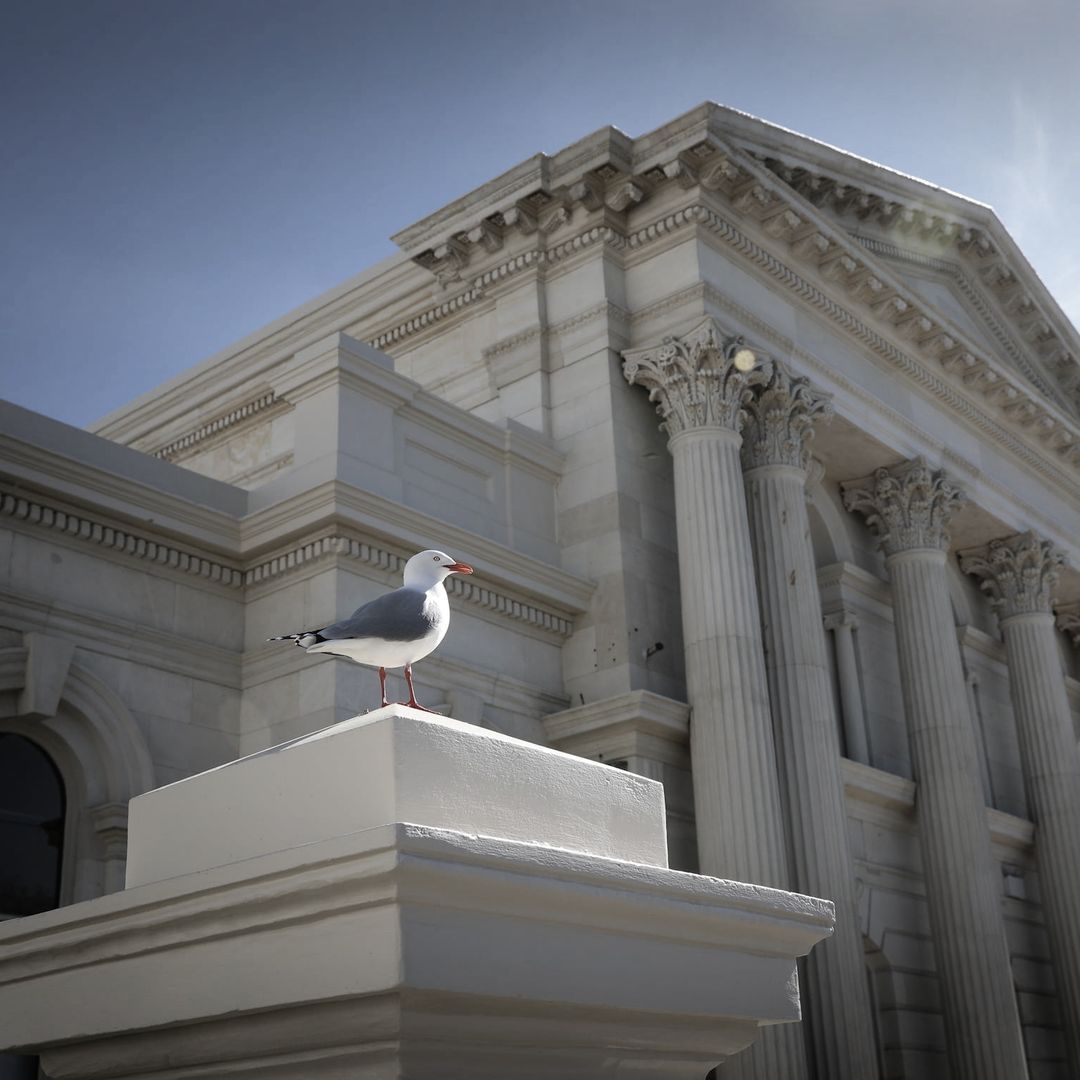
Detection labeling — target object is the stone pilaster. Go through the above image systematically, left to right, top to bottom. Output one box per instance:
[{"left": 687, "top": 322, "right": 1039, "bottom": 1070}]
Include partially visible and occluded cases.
[
  {"left": 623, "top": 320, "right": 808, "bottom": 1080},
  {"left": 742, "top": 365, "right": 880, "bottom": 1080},
  {"left": 843, "top": 459, "right": 1028, "bottom": 1080},
  {"left": 961, "top": 533, "right": 1080, "bottom": 1075}
]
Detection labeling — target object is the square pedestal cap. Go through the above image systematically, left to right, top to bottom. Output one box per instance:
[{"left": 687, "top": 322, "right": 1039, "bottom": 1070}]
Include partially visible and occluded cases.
[{"left": 126, "top": 706, "right": 669, "bottom": 887}]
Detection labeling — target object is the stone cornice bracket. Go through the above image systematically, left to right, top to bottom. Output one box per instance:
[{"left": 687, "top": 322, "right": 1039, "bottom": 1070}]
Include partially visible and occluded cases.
[
  {"left": 415, "top": 236, "right": 471, "bottom": 289},
  {"left": 621, "top": 318, "right": 766, "bottom": 437},
  {"left": 741, "top": 362, "right": 834, "bottom": 471},
  {"left": 841, "top": 457, "right": 965, "bottom": 556},
  {"left": 959, "top": 532, "right": 1066, "bottom": 620}
]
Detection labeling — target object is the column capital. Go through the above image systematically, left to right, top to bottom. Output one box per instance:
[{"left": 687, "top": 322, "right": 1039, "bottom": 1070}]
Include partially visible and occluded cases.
[
  {"left": 621, "top": 317, "right": 764, "bottom": 437},
  {"left": 741, "top": 363, "right": 833, "bottom": 471},
  {"left": 841, "top": 457, "right": 965, "bottom": 556},
  {"left": 959, "top": 532, "right": 1065, "bottom": 620}
]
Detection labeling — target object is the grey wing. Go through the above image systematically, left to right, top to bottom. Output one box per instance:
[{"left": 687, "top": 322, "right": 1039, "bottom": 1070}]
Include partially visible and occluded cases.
[{"left": 320, "top": 588, "right": 438, "bottom": 642}]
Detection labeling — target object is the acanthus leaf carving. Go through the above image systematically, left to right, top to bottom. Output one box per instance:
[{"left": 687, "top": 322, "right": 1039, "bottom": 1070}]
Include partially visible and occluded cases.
[
  {"left": 621, "top": 318, "right": 765, "bottom": 437},
  {"left": 741, "top": 363, "right": 834, "bottom": 471},
  {"left": 841, "top": 457, "right": 965, "bottom": 555},
  {"left": 959, "top": 532, "right": 1066, "bottom": 619}
]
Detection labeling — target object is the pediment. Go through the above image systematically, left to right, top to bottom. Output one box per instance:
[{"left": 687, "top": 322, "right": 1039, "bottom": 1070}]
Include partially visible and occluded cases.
[
  {"left": 737, "top": 136, "right": 1080, "bottom": 417},
  {"left": 855, "top": 245, "right": 1066, "bottom": 407}
]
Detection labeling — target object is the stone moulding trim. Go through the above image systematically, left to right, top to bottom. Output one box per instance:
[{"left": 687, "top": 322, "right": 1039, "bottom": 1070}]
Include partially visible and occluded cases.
[
  {"left": 754, "top": 152, "right": 1080, "bottom": 406},
  {"left": 369, "top": 185, "right": 1079, "bottom": 497},
  {"left": 691, "top": 202, "right": 1080, "bottom": 494},
  {"left": 370, "top": 226, "right": 629, "bottom": 352},
  {"left": 855, "top": 236, "right": 1064, "bottom": 408},
  {"left": 702, "top": 287, "right": 1075, "bottom": 549},
  {"left": 149, "top": 392, "right": 285, "bottom": 461},
  {"left": 1, "top": 488, "right": 575, "bottom": 636},
  {"left": 0, "top": 490, "right": 245, "bottom": 588},
  {"left": 245, "top": 534, "right": 575, "bottom": 637},
  {"left": 840, "top": 758, "right": 1035, "bottom": 850}
]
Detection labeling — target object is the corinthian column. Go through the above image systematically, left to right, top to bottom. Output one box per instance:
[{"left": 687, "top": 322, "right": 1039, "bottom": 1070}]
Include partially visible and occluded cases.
[
  {"left": 623, "top": 321, "right": 808, "bottom": 1080},
  {"left": 741, "top": 366, "right": 880, "bottom": 1080},
  {"left": 843, "top": 460, "right": 1028, "bottom": 1080},
  {"left": 961, "top": 533, "right": 1080, "bottom": 1074}
]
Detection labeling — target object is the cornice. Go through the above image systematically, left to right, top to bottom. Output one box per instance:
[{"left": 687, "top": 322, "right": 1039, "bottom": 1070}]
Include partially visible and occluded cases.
[
  {"left": 380, "top": 135, "right": 1080, "bottom": 498},
  {"left": 752, "top": 151, "right": 1080, "bottom": 408},
  {"left": 682, "top": 198, "right": 1080, "bottom": 497},
  {"left": 854, "top": 236, "right": 1068, "bottom": 410},
  {"left": 91, "top": 255, "right": 426, "bottom": 447},
  {"left": 699, "top": 286, "right": 1079, "bottom": 555},
  {"left": 146, "top": 392, "right": 290, "bottom": 462},
  {"left": 0, "top": 435, "right": 243, "bottom": 550},
  {"left": 240, "top": 479, "right": 593, "bottom": 615},
  {"left": 0, "top": 483, "right": 583, "bottom": 640},
  {"left": 0, "top": 488, "right": 245, "bottom": 589},
  {"left": 244, "top": 530, "right": 575, "bottom": 638},
  {"left": 817, "top": 561, "right": 893, "bottom": 609},
  {"left": 956, "top": 623, "right": 1006, "bottom": 663},
  {"left": 541, "top": 690, "right": 690, "bottom": 745},
  {"left": 839, "top": 757, "right": 1034, "bottom": 850}
]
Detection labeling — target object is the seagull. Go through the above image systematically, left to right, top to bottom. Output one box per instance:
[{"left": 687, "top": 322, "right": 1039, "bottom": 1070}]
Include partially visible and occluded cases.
[{"left": 267, "top": 549, "right": 473, "bottom": 712}]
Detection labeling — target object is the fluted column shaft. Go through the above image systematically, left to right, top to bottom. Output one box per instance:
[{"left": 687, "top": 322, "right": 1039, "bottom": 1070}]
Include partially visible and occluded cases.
[
  {"left": 624, "top": 322, "right": 808, "bottom": 1080},
  {"left": 672, "top": 426, "right": 807, "bottom": 1080},
  {"left": 671, "top": 429, "right": 791, "bottom": 886},
  {"left": 745, "top": 460, "right": 880, "bottom": 1080},
  {"left": 845, "top": 462, "right": 1028, "bottom": 1080},
  {"left": 962, "top": 534, "right": 1080, "bottom": 1073},
  {"left": 1002, "top": 613, "right": 1080, "bottom": 1070}
]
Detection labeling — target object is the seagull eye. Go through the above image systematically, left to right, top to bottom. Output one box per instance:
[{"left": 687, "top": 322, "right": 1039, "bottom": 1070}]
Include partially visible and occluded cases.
[{"left": 433, "top": 556, "right": 440, "bottom": 562}]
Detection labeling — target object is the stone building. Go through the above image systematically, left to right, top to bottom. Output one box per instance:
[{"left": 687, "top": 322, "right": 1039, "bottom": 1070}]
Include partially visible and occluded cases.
[{"left": 3, "top": 102, "right": 1080, "bottom": 1078}]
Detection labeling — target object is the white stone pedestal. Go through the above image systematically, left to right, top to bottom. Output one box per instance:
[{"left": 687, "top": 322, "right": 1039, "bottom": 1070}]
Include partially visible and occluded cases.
[{"left": 0, "top": 707, "right": 834, "bottom": 1079}]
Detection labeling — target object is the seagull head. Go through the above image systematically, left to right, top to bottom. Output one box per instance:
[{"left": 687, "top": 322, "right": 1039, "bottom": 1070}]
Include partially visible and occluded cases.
[{"left": 403, "top": 549, "right": 474, "bottom": 589}]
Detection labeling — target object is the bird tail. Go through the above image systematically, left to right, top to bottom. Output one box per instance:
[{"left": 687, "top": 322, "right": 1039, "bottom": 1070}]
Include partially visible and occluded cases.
[{"left": 267, "top": 632, "right": 324, "bottom": 648}]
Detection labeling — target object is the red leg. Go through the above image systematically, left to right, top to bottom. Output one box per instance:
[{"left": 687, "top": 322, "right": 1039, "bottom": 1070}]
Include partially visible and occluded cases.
[
  {"left": 402, "top": 662, "right": 437, "bottom": 713},
  {"left": 378, "top": 667, "right": 389, "bottom": 708}
]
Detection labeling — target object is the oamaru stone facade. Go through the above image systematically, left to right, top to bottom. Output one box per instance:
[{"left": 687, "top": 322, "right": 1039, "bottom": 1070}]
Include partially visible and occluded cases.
[{"left": 2, "top": 102, "right": 1080, "bottom": 1078}]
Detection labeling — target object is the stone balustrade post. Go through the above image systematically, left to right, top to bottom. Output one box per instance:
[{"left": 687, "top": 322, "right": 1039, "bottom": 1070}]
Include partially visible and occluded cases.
[
  {"left": 623, "top": 320, "right": 808, "bottom": 1080},
  {"left": 741, "top": 365, "right": 880, "bottom": 1080},
  {"left": 843, "top": 459, "right": 1028, "bottom": 1080},
  {"left": 961, "top": 533, "right": 1080, "bottom": 1075},
  {"left": 822, "top": 610, "right": 870, "bottom": 765}
]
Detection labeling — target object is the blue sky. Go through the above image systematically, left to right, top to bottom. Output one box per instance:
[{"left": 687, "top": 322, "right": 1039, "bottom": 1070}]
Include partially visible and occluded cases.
[{"left": 3, "top": 0, "right": 1078, "bottom": 427}]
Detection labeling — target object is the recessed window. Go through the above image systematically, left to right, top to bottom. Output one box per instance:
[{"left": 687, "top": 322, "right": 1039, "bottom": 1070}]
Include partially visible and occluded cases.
[{"left": 0, "top": 734, "right": 65, "bottom": 920}]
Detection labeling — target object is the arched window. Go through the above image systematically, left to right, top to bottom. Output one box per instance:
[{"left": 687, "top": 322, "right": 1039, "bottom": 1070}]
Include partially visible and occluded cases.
[
  {"left": 0, "top": 734, "right": 66, "bottom": 920},
  {"left": 0, "top": 734, "right": 66, "bottom": 1080}
]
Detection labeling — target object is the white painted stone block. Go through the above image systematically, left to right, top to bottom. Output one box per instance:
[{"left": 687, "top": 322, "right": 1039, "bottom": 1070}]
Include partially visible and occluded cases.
[
  {"left": 0, "top": 705, "right": 834, "bottom": 1080},
  {"left": 126, "top": 706, "right": 668, "bottom": 887}
]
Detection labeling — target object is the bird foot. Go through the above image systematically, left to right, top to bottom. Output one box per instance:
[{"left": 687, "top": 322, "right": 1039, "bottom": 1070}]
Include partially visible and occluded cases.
[{"left": 395, "top": 699, "right": 441, "bottom": 714}]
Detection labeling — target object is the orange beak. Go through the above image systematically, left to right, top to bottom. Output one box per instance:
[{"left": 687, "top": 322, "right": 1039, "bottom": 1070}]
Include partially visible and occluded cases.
[{"left": 446, "top": 562, "right": 474, "bottom": 575}]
